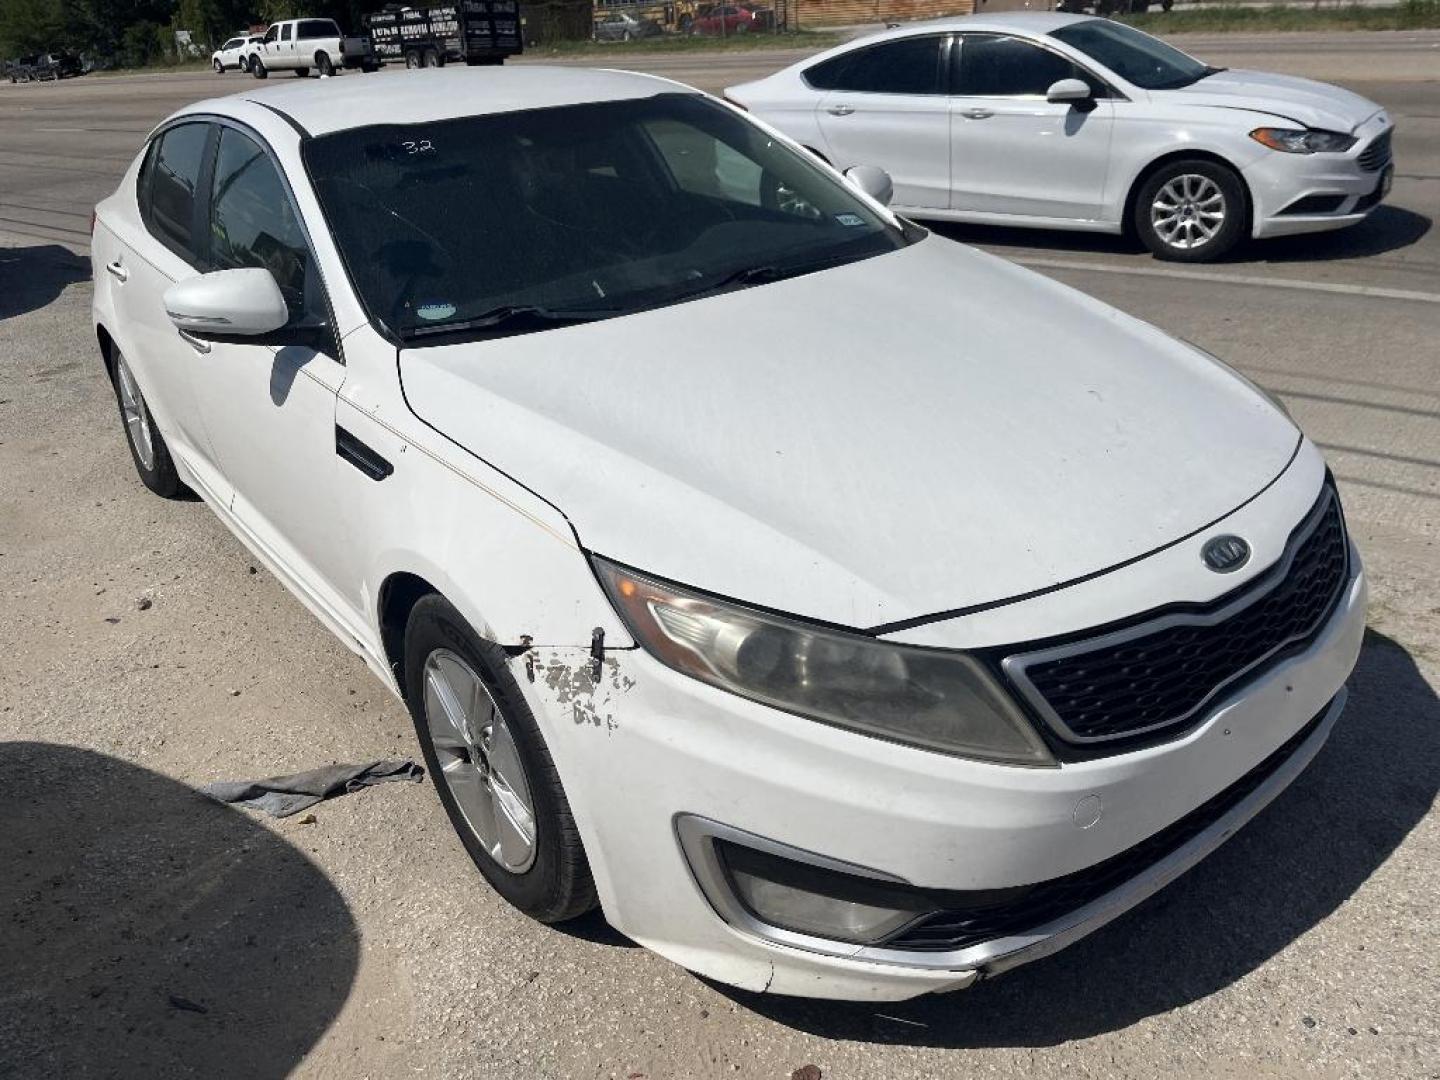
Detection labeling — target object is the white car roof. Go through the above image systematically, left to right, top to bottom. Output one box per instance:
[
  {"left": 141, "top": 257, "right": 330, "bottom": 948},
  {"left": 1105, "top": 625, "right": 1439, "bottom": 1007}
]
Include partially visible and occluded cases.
[
  {"left": 865, "top": 11, "right": 1093, "bottom": 38},
  {"left": 195, "top": 67, "right": 690, "bottom": 137}
]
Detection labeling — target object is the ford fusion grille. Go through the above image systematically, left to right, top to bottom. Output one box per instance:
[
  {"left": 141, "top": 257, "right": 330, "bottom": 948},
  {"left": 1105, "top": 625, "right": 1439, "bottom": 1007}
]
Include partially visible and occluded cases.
[
  {"left": 1358, "top": 128, "right": 1392, "bottom": 171},
  {"left": 1003, "top": 486, "right": 1348, "bottom": 747}
]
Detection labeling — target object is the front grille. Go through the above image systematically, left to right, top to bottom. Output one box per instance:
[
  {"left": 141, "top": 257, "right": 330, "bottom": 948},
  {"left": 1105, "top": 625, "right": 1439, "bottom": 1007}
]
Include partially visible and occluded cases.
[
  {"left": 1358, "top": 128, "right": 1392, "bottom": 171},
  {"left": 1006, "top": 486, "right": 1348, "bottom": 746},
  {"left": 885, "top": 700, "right": 1333, "bottom": 953}
]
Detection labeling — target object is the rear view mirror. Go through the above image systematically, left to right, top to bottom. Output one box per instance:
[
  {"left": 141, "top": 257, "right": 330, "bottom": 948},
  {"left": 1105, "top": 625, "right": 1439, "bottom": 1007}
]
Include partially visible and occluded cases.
[
  {"left": 1047, "top": 78, "right": 1094, "bottom": 107},
  {"left": 843, "top": 165, "right": 894, "bottom": 207},
  {"left": 163, "top": 268, "right": 289, "bottom": 340}
]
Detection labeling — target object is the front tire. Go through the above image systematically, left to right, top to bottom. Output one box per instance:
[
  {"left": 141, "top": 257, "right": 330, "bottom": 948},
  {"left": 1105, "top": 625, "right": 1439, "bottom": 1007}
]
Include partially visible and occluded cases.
[
  {"left": 251, "top": 57, "right": 267, "bottom": 78},
  {"left": 213, "top": 59, "right": 223, "bottom": 73},
  {"left": 1134, "top": 159, "right": 1247, "bottom": 262},
  {"left": 110, "top": 350, "right": 184, "bottom": 498},
  {"left": 403, "top": 595, "right": 597, "bottom": 923}
]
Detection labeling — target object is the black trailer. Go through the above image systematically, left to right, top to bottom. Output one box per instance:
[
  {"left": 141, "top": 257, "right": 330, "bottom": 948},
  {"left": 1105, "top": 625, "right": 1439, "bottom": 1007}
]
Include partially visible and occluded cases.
[{"left": 363, "top": 1, "right": 522, "bottom": 69}]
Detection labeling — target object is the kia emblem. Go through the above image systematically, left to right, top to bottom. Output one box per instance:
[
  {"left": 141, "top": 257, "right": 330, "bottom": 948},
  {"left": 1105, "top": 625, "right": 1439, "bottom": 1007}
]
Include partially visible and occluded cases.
[{"left": 1202, "top": 535, "right": 1251, "bottom": 573}]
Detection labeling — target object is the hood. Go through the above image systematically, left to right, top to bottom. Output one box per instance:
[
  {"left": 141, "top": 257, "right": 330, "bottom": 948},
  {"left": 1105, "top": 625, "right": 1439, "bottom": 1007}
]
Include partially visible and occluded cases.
[
  {"left": 1159, "top": 69, "right": 1384, "bottom": 133},
  {"left": 399, "top": 238, "right": 1299, "bottom": 632}
]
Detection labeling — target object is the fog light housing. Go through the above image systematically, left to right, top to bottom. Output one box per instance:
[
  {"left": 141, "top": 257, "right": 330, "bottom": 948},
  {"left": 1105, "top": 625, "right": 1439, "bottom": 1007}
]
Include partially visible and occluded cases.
[
  {"left": 695, "top": 831, "right": 936, "bottom": 946},
  {"left": 727, "top": 864, "right": 918, "bottom": 944}
]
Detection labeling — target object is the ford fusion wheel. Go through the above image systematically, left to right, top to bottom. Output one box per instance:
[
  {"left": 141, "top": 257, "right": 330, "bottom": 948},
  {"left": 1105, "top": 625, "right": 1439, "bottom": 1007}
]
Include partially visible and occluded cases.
[
  {"left": 1135, "top": 160, "right": 1246, "bottom": 263},
  {"left": 110, "top": 350, "right": 184, "bottom": 498},
  {"left": 403, "top": 595, "right": 597, "bottom": 922}
]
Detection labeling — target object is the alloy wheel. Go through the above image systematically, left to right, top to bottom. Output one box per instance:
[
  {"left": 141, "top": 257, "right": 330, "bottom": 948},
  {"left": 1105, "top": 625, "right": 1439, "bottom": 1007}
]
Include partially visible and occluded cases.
[
  {"left": 1151, "top": 173, "right": 1226, "bottom": 251},
  {"left": 114, "top": 354, "right": 155, "bottom": 472},
  {"left": 423, "top": 648, "right": 538, "bottom": 873}
]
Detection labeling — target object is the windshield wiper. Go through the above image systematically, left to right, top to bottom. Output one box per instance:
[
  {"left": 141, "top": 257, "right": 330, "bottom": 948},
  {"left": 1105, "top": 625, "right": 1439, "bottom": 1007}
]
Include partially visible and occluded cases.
[
  {"left": 663, "top": 252, "right": 869, "bottom": 306},
  {"left": 403, "top": 304, "right": 620, "bottom": 340}
]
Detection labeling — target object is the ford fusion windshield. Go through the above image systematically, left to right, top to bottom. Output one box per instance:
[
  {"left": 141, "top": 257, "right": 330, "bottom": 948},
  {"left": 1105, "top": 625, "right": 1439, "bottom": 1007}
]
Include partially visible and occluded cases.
[
  {"left": 1049, "top": 21, "right": 1216, "bottom": 91},
  {"left": 303, "top": 93, "right": 912, "bottom": 343}
]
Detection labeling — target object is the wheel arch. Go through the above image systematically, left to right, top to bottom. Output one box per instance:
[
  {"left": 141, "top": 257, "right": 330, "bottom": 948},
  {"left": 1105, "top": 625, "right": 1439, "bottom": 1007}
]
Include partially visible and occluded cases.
[
  {"left": 1122, "top": 149, "right": 1252, "bottom": 238},
  {"left": 96, "top": 322, "right": 116, "bottom": 375},
  {"left": 377, "top": 570, "right": 441, "bottom": 696}
]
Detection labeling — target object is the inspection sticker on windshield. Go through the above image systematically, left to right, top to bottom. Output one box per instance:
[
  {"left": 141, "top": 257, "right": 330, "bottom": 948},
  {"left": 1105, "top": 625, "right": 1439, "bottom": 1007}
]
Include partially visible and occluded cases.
[
  {"left": 834, "top": 213, "right": 866, "bottom": 227},
  {"left": 416, "top": 301, "right": 457, "bottom": 321}
]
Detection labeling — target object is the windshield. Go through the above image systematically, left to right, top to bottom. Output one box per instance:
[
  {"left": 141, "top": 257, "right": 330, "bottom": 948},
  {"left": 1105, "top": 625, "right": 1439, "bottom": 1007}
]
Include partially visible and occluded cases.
[
  {"left": 1050, "top": 20, "right": 1213, "bottom": 90},
  {"left": 303, "top": 93, "right": 912, "bottom": 343}
]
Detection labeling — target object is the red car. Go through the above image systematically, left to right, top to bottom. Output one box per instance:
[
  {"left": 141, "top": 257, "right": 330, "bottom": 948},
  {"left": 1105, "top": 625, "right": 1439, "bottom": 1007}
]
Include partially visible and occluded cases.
[{"left": 691, "top": 4, "right": 758, "bottom": 34}]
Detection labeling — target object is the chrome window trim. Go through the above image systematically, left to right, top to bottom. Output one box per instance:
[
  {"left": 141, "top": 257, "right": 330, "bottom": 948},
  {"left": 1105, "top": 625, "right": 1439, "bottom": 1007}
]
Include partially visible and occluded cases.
[
  {"left": 1003, "top": 485, "right": 1347, "bottom": 746},
  {"left": 674, "top": 689, "right": 1344, "bottom": 976}
]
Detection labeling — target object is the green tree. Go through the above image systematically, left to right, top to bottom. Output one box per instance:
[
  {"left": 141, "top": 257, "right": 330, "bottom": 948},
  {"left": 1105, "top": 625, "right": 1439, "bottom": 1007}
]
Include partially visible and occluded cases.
[{"left": 0, "top": 0, "right": 64, "bottom": 55}]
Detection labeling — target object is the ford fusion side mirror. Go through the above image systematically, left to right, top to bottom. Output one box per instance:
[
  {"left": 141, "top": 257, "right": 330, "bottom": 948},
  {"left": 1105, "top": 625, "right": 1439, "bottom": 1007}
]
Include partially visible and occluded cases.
[
  {"left": 1047, "top": 78, "right": 1096, "bottom": 109},
  {"left": 843, "top": 164, "right": 894, "bottom": 207},
  {"left": 163, "top": 268, "right": 327, "bottom": 350}
]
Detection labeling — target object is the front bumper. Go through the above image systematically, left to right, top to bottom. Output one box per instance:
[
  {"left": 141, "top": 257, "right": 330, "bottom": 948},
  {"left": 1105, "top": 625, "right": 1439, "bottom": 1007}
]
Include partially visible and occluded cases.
[
  {"left": 1246, "top": 119, "right": 1393, "bottom": 239},
  {"left": 523, "top": 552, "right": 1366, "bottom": 1000}
]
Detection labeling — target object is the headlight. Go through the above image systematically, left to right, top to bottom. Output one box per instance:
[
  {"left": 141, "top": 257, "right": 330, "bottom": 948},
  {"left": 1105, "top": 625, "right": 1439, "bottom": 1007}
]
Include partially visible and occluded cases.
[
  {"left": 1249, "top": 127, "right": 1356, "bottom": 154},
  {"left": 592, "top": 557, "right": 1053, "bottom": 765}
]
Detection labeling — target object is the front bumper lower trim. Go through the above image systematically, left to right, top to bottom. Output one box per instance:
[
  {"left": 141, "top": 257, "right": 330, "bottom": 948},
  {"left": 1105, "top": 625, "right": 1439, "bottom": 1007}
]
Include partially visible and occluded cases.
[{"left": 677, "top": 687, "right": 1346, "bottom": 978}]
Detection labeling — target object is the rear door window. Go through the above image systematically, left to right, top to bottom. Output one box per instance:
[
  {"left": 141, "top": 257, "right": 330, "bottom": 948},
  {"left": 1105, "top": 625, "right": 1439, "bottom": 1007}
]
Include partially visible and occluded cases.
[
  {"left": 804, "top": 36, "right": 947, "bottom": 96},
  {"left": 140, "top": 122, "right": 211, "bottom": 262}
]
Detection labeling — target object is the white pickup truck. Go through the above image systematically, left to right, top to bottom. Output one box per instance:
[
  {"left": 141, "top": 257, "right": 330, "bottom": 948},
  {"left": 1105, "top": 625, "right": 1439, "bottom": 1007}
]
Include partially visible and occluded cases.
[{"left": 249, "top": 18, "right": 348, "bottom": 78}]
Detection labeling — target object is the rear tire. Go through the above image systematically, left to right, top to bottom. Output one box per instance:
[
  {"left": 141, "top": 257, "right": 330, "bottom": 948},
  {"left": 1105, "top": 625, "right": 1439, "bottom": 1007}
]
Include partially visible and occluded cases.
[
  {"left": 422, "top": 47, "right": 441, "bottom": 67},
  {"left": 405, "top": 49, "right": 421, "bottom": 69},
  {"left": 316, "top": 52, "right": 333, "bottom": 76},
  {"left": 293, "top": 66, "right": 308, "bottom": 77},
  {"left": 1133, "top": 158, "right": 1247, "bottom": 263},
  {"left": 109, "top": 349, "right": 185, "bottom": 499},
  {"left": 403, "top": 595, "right": 598, "bottom": 924}
]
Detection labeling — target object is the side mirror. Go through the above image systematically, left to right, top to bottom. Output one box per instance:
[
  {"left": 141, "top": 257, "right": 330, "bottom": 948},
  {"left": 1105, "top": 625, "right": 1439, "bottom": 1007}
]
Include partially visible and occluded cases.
[
  {"left": 1047, "top": 78, "right": 1094, "bottom": 107},
  {"left": 843, "top": 164, "right": 894, "bottom": 207},
  {"left": 164, "top": 268, "right": 289, "bottom": 340}
]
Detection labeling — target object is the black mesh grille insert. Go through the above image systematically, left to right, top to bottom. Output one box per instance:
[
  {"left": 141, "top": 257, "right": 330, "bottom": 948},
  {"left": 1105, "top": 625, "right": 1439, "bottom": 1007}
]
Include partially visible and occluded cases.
[
  {"left": 1358, "top": 128, "right": 1392, "bottom": 171},
  {"left": 1009, "top": 488, "right": 1348, "bottom": 745},
  {"left": 884, "top": 700, "right": 1333, "bottom": 953}
]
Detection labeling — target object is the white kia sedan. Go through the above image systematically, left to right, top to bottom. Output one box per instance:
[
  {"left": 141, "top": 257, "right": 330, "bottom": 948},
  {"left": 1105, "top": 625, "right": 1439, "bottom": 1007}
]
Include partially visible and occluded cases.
[
  {"left": 727, "top": 13, "right": 1394, "bottom": 261},
  {"left": 92, "top": 68, "right": 1365, "bottom": 1000}
]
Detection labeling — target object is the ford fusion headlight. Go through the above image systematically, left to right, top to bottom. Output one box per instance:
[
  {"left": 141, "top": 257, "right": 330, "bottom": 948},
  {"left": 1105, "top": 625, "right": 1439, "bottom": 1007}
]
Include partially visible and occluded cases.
[
  {"left": 1249, "top": 127, "right": 1356, "bottom": 154},
  {"left": 593, "top": 557, "right": 1053, "bottom": 765}
]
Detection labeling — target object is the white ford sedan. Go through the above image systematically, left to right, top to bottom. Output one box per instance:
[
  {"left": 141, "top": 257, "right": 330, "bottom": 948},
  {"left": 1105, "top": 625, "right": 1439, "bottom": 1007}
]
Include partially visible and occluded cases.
[
  {"left": 727, "top": 13, "right": 1394, "bottom": 261},
  {"left": 92, "top": 68, "right": 1366, "bottom": 1000}
]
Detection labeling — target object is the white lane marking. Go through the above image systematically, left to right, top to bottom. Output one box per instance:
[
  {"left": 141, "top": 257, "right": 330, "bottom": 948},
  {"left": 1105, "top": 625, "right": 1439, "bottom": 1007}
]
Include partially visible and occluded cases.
[
  {"left": 34, "top": 127, "right": 89, "bottom": 133},
  {"left": 1010, "top": 255, "right": 1440, "bottom": 305}
]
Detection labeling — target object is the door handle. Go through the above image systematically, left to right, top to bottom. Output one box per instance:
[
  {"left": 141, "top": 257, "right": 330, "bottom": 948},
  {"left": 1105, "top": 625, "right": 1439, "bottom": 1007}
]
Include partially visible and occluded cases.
[
  {"left": 825, "top": 105, "right": 855, "bottom": 117},
  {"left": 961, "top": 108, "right": 995, "bottom": 120},
  {"left": 105, "top": 260, "right": 128, "bottom": 282},
  {"left": 177, "top": 329, "right": 211, "bottom": 354}
]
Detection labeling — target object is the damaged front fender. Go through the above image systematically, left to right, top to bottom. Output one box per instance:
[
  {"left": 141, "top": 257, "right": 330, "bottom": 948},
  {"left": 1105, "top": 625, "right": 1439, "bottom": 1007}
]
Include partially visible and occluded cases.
[{"left": 515, "top": 643, "right": 638, "bottom": 732}]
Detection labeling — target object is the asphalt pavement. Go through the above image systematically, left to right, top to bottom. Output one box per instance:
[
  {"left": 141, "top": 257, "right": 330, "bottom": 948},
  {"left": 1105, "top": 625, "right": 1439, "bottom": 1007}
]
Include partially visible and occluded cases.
[{"left": 1, "top": 29, "right": 1436, "bottom": 1080}]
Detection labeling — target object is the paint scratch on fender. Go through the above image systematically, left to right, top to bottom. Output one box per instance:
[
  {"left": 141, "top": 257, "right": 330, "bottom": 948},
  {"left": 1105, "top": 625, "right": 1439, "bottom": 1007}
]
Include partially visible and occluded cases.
[{"left": 533, "top": 650, "right": 633, "bottom": 731}]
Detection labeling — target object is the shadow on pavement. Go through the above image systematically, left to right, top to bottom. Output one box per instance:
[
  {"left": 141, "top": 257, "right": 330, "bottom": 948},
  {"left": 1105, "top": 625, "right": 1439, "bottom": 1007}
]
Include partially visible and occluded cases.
[
  {"left": 929, "top": 204, "right": 1431, "bottom": 265},
  {"left": 0, "top": 245, "right": 91, "bottom": 321},
  {"left": 722, "top": 630, "right": 1437, "bottom": 1047},
  {"left": 0, "top": 742, "right": 360, "bottom": 1078}
]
